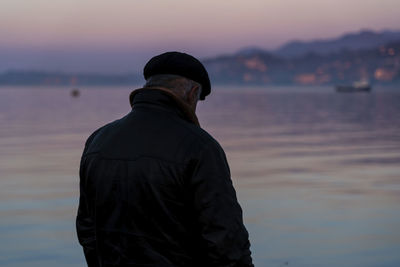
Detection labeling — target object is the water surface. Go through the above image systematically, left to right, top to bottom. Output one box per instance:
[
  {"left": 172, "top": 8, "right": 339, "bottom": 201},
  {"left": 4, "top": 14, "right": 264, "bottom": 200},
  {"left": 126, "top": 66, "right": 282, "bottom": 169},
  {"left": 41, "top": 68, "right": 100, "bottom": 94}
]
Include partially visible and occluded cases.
[{"left": 0, "top": 86, "right": 399, "bottom": 266}]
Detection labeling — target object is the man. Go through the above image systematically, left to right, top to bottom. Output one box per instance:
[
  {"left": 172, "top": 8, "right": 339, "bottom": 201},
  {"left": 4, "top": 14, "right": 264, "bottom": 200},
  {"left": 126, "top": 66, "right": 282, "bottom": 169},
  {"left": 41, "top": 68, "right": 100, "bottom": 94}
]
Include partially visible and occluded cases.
[{"left": 77, "top": 52, "right": 254, "bottom": 267}]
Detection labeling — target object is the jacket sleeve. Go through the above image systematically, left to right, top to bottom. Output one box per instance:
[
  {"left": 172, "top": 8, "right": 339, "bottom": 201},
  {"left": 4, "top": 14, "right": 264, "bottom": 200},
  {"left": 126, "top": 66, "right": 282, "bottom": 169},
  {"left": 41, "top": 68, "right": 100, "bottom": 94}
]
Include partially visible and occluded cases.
[
  {"left": 76, "top": 136, "right": 99, "bottom": 267},
  {"left": 189, "top": 142, "right": 254, "bottom": 267}
]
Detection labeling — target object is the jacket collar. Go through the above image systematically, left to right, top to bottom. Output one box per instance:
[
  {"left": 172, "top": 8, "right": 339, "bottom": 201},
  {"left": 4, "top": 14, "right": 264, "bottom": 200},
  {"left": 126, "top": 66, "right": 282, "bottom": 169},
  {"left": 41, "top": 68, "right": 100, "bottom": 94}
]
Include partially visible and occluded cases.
[{"left": 129, "top": 87, "right": 200, "bottom": 127}]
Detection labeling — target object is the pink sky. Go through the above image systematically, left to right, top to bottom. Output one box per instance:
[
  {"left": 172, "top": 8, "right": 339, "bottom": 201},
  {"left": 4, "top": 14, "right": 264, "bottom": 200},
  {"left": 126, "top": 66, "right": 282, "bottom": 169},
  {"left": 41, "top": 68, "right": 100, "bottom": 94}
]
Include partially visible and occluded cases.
[{"left": 1, "top": 0, "right": 400, "bottom": 72}]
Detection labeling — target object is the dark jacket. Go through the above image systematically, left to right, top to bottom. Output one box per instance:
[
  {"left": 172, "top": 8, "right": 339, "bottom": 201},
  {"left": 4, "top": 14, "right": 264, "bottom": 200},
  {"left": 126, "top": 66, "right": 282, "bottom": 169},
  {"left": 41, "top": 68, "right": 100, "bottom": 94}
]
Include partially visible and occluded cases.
[{"left": 76, "top": 88, "right": 253, "bottom": 267}]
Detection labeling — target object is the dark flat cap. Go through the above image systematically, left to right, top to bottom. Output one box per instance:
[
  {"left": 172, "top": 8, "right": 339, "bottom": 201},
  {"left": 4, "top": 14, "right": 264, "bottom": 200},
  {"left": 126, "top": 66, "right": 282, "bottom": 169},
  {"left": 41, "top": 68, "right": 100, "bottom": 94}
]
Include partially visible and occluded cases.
[{"left": 143, "top": 51, "right": 211, "bottom": 100}]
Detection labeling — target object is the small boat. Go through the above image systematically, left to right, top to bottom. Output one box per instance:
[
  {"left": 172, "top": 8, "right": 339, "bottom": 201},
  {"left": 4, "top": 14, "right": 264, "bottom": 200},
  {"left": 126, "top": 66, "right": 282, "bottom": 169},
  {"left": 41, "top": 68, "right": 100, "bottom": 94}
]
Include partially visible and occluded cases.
[
  {"left": 335, "top": 81, "right": 371, "bottom": 92},
  {"left": 71, "top": 88, "right": 80, "bottom": 97}
]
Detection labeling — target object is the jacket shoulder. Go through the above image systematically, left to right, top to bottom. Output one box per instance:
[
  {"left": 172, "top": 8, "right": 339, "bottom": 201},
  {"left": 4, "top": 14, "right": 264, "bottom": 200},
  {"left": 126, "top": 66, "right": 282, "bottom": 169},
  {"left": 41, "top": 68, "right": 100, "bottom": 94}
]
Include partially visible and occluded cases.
[
  {"left": 82, "top": 117, "right": 124, "bottom": 155},
  {"left": 181, "top": 122, "right": 225, "bottom": 155}
]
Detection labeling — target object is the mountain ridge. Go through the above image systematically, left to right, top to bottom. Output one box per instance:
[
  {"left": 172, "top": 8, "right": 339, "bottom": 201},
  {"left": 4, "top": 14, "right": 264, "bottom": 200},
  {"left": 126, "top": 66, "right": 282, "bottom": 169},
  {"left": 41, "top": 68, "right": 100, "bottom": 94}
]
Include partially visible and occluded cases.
[
  {"left": 1, "top": 29, "right": 400, "bottom": 86},
  {"left": 231, "top": 29, "right": 400, "bottom": 58},
  {"left": 203, "top": 37, "right": 400, "bottom": 85}
]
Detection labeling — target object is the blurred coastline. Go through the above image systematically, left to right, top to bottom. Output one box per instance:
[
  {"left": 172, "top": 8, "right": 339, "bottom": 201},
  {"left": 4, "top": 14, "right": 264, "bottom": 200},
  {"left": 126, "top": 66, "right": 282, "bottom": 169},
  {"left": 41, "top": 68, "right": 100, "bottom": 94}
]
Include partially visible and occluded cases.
[{"left": 1, "top": 30, "right": 400, "bottom": 89}]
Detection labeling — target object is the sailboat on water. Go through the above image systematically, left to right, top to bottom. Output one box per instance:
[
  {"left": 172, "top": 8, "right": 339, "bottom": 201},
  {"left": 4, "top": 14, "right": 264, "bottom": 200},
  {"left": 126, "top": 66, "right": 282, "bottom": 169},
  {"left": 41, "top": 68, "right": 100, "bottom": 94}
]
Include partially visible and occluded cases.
[{"left": 335, "top": 81, "right": 371, "bottom": 92}]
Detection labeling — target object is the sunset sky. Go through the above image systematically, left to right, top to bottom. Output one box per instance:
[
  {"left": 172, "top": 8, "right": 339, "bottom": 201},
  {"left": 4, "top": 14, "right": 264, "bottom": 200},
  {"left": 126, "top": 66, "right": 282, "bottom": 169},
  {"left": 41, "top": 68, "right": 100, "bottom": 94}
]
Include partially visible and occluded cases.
[{"left": 1, "top": 0, "right": 400, "bottom": 73}]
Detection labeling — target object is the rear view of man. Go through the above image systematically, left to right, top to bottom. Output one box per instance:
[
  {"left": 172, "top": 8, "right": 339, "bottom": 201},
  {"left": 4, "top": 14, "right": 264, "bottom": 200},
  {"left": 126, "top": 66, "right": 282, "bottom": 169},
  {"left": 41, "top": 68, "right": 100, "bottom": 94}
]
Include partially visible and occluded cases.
[{"left": 76, "top": 52, "right": 254, "bottom": 267}]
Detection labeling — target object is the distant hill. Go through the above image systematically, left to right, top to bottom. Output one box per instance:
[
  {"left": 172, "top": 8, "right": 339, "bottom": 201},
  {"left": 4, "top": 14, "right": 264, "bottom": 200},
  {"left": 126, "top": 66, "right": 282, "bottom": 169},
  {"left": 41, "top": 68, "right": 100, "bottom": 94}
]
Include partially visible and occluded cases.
[
  {"left": 1, "top": 29, "right": 400, "bottom": 87},
  {"left": 274, "top": 29, "right": 400, "bottom": 58},
  {"left": 203, "top": 39, "right": 400, "bottom": 85},
  {"left": 0, "top": 71, "right": 141, "bottom": 87}
]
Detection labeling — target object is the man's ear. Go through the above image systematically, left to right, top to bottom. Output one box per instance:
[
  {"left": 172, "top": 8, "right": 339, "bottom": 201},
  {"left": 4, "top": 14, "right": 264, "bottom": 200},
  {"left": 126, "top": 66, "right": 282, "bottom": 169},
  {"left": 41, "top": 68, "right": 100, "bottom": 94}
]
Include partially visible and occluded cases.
[{"left": 188, "top": 85, "right": 200, "bottom": 103}]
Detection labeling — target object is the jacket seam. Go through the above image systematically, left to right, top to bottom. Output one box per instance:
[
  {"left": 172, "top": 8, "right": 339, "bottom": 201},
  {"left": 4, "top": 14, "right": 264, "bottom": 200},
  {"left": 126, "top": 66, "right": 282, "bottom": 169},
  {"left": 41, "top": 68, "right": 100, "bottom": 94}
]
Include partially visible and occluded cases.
[{"left": 84, "top": 153, "right": 191, "bottom": 166}]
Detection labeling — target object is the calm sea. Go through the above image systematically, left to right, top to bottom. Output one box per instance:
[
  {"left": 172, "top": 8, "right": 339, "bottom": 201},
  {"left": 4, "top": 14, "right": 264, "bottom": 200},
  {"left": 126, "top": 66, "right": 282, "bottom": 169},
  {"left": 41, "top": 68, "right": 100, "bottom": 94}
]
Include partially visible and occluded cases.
[{"left": 0, "top": 86, "right": 400, "bottom": 267}]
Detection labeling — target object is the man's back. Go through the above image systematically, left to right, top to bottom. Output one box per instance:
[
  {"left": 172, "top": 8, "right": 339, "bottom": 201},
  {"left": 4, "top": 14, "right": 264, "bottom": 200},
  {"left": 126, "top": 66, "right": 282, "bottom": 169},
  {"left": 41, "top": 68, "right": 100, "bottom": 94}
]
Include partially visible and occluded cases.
[{"left": 77, "top": 89, "right": 253, "bottom": 267}]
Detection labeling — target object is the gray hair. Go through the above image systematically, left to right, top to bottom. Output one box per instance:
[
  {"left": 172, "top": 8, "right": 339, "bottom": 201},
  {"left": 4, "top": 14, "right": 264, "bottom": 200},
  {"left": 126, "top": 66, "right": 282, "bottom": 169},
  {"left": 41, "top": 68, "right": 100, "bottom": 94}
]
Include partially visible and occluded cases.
[{"left": 144, "top": 74, "right": 202, "bottom": 100}]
